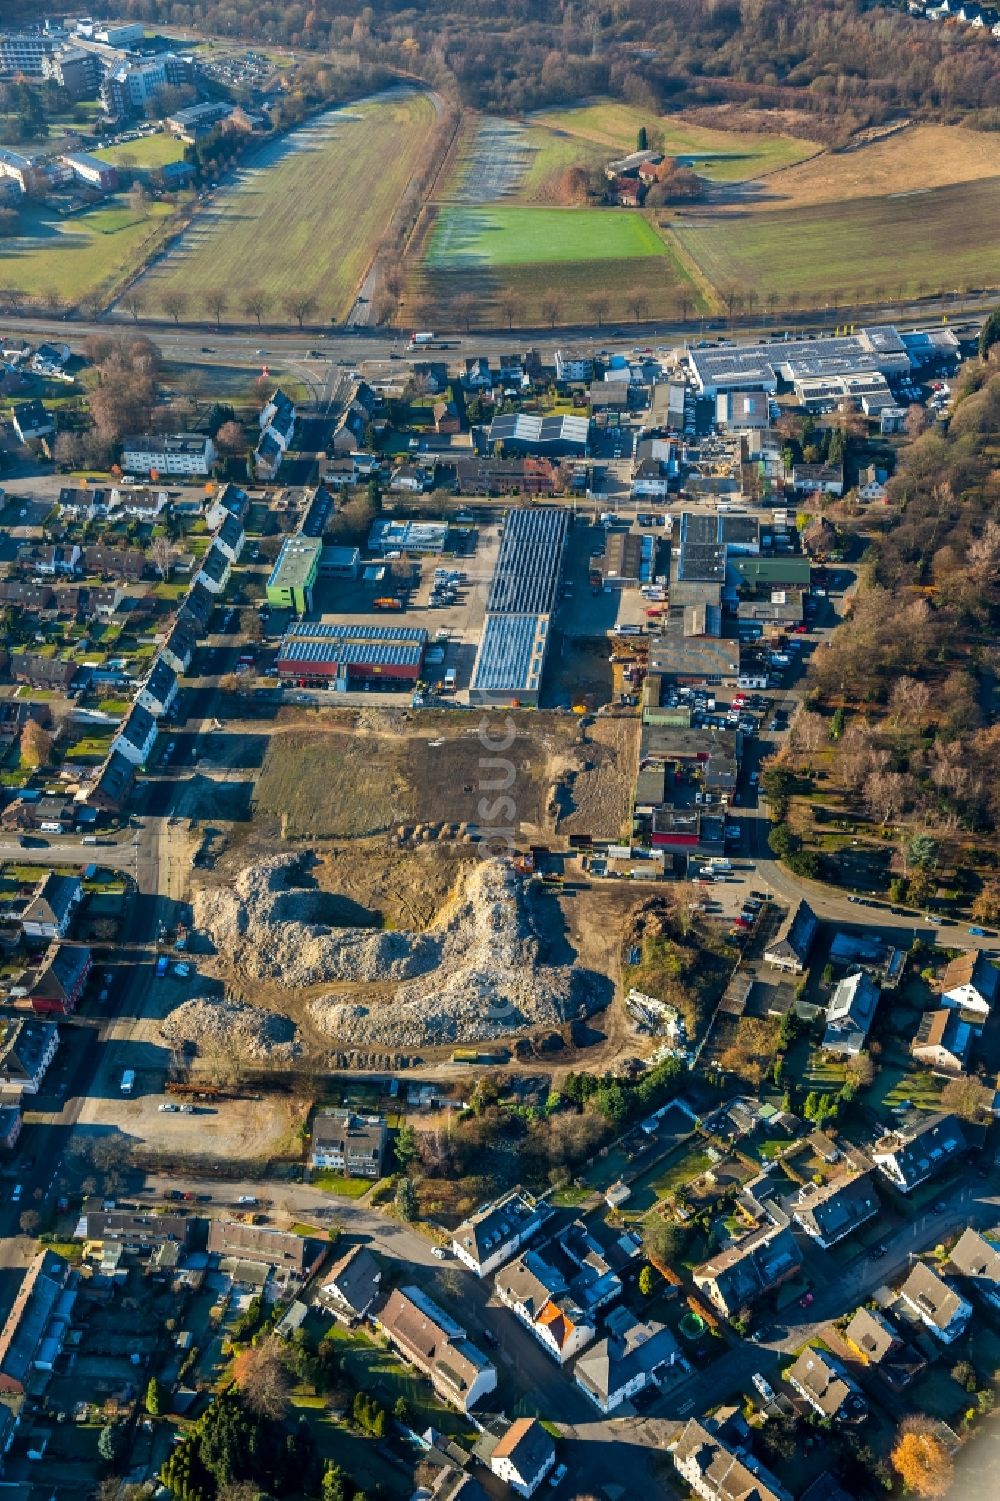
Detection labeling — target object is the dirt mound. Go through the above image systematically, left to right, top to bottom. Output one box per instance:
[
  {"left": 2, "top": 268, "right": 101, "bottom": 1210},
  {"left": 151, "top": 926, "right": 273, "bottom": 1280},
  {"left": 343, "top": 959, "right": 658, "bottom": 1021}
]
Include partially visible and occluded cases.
[{"left": 161, "top": 994, "right": 300, "bottom": 1060}]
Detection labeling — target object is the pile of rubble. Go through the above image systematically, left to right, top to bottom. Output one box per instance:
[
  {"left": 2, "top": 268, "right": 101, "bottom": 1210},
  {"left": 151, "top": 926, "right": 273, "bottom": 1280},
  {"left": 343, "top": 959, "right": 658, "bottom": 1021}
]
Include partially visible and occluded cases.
[
  {"left": 193, "top": 855, "right": 590, "bottom": 1046},
  {"left": 192, "top": 856, "right": 439, "bottom": 988},
  {"left": 309, "top": 859, "right": 587, "bottom": 1046},
  {"left": 161, "top": 994, "right": 300, "bottom": 1060}
]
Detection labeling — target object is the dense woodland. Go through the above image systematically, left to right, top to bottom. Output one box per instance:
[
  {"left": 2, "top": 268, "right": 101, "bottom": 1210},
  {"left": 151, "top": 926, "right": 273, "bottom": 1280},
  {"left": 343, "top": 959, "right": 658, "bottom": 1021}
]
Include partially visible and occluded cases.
[{"left": 9, "top": 0, "right": 1000, "bottom": 128}]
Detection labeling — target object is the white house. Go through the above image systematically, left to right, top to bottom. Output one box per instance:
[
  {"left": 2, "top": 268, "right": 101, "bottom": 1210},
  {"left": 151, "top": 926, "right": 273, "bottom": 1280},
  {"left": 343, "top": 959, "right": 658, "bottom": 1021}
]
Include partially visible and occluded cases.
[
  {"left": 121, "top": 434, "right": 215, "bottom": 477},
  {"left": 195, "top": 542, "right": 232, "bottom": 595},
  {"left": 136, "top": 658, "right": 178, "bottom": 720},
  {"left": 111, "top": 704, "right": 158, "bottom": 767},
  {"left": 940, "top": 950, "right": 998, "bottom": 1021},
  {"left": 452, "top": 1188, "right": 548, "bottom": 1278},
  {"left": 495, "top": 1251, "right": 596, "bottom": 1365},
  {"left": 899, "top": 1262, "right": 972, "bottom": 1344},
  {"left": 573, "top": 1307, "right": 681, "bottom": 1414},
  {"left": 489, "top": 1418, "right": 556, "bottom": 1498},
  {"left": 672, "top": 1419, "right": 791, "bottom": 1501}
]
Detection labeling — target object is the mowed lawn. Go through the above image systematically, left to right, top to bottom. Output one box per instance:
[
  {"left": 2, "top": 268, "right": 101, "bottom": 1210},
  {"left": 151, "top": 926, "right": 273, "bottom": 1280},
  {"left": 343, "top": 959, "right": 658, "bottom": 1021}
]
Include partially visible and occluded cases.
[
  {"left": 142, "top": 89, "right": 436, "bottom": 320},
  {"left": 532, "top": 101, "right": 818, "bottom": 181},
  {"left": 94, "top": 133, "right": 185, "bottom": 169},
  {"left": 674, "top": 177, "right": 1000, "bottom": 301},
  {"left": 0, "top": 199, "right": 175, "bottom": 302},
  {"left": 426, "top": 204, "right": 667, "bottom": 267}
]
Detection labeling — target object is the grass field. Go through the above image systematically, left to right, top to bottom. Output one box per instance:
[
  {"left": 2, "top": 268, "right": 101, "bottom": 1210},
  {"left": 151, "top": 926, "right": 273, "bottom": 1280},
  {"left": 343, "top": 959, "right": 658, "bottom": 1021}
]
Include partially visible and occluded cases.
[
  {"left": 141, "top": 89, "right": 436, "bottom": 321},
  {"left": 532, "top": 101, "right": 819, "bottom": 181},
  {"left": 95, "top": 133, "right": 185, "bottom": 170},
  {"left": 674, "top": 177, "right": 1000, "bottom": 301},
  {"left": 0, "top": 199, "right": 175, "bottom": 303},
  {"left": 426, "top": 203, "right": 668, "bottom": 267}
]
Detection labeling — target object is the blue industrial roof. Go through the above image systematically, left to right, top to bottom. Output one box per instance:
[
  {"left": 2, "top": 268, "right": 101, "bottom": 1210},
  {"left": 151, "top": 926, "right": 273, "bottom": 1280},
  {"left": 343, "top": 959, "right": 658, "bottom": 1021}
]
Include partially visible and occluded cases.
[{"left": 471, "top": 613, "right": 548, "bottom": 695}]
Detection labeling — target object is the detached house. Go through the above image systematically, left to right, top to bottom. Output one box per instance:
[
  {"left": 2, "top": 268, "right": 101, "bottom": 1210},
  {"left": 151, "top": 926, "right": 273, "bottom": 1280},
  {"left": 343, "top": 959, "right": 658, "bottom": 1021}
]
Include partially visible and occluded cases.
[
  {"left": 331, "top": 381, "right": 377, "bottom": 454},
  {"left": 10, "top": 399, "right": 54, "bottom": 444},
  {"left": 21, "top": 874, "right": 82, "bottom": 941},
  {"left": 764, "top": 899, "right": 817, "bottom": 974},
  {"left": 18, "top": 943, "right": 92, "bottom": 1016},
  {"left": 940, "top": 950, "right": 998, "bottom": 1021},
  {"left": 823, "top": 970, "right": 881, "bottom": 1055},
  {"left": 911, "top": 1008, "right": 972, "bottom": 1075},
  {"left": 0, "top": 1018, "right": 59, "bottom": 1094},
  {"left": 310, "top": 1110, "right": 387, "bottom": 1179},
  {"left": 871, "top": 1112, "right": 966, "bottom": 1194},
  {"left": 452, "top": 1187, "right": 548, "bottom": 1278},
  {"left": 693, "top": 1224, "right": 801, "bottom": 1319},
  {"left": 949, "top": 1227, "right": 1000, "bottom": 1310},
  {"left": 320, "top": 1243, "right": 382, "bottom": 1324},
  {"left": 898, "top": 1261, "right": 971, "bottom": 1344},
  {"left": 378, "top": 1286, "right": 496, "bottom": 1413},
  {"left": 574, "top": 1306, "right": 681, "bottom": 1414},
  {"left": 844, "top": 1306, "right": 927, "bottom": 1391},
  {"left": 787, "top": 1346, "right": 867, "bottom": 1423},
  {"left": 489, "top": 1418, "right": 556, "bottom": 1498},
  {"left": 672, "top": 1418, "right": 791, "bottom": 1501}
]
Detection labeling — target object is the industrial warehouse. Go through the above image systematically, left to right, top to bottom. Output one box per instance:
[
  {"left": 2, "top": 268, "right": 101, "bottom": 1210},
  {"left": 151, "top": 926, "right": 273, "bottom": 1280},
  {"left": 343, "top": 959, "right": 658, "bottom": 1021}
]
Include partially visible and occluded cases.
[
  {"left": 687, "top": 325, "right": 914, "bottom": 396},
  {"left": 469, "top": 507, "right": 569, "bottom": 707},
  {"left": 274, "top": 622, "right": 427, "bottom": 691}
]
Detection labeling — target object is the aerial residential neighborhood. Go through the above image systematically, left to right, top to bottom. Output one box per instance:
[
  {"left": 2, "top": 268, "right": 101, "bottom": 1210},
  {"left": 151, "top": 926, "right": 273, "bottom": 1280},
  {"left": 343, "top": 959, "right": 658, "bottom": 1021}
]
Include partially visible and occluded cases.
[{"left": 0, "top": 5, "right": 998, "bottom": 1501}]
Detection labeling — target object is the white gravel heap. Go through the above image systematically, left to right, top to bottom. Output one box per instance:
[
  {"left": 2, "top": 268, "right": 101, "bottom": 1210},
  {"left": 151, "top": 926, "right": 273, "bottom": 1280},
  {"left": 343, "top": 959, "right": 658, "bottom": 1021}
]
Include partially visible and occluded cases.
[
  {"left": 192, "top": 855, "right": 583, "bottom": 1046},
  {"left": 310, "top": 858, "right": 579, "bottom": 1046},
  {"left": 161, "top": 994, "right": 300, "bottom": 1060}
]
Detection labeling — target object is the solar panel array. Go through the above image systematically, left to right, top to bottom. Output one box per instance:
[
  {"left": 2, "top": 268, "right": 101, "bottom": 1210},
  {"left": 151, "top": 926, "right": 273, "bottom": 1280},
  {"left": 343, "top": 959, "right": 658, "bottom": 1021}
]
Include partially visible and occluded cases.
[
  {"left": 689, "top": 325, "right": 910, "bottom": 393},
  {"left": 486, "top": 506, "right": 568, "bottom": 615},
  {"left": 471, "top": 613, "right": 548, "bottom": 695},
  {"left": 279, "top": 639, "right": 424, "bottom": 668}
]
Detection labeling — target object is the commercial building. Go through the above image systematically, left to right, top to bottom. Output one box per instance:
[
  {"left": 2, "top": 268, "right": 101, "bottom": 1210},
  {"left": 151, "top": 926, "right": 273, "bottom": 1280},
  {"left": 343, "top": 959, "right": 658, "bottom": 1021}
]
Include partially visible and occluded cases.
[
  {"left": 95, "top": 21, "right": 146, "bottom": 46},
  {"left": 0, "top": 33, "right": 53, "bottom": 75},
  {"left": 42, "top": 46, "right": 101, "bottom": 97},
  {"left": 101, "top": 52, "right": 192, "bottom": 118},
  {"left": 167, "top": 100, "right": 234, "bottom": 137},
  {"left": 61, "top": 151, "right": 118, "bottom": 191},
  {"left": 688, "top": 327, "right": 911, "bottom": 397},
  {"left": 715, "top": 390, "right": 769, "bottom": 430},
  {"left": 487, "top": 412, "right": 589, "bottom": 456},
  {"left": 121, "top": 433, "right": 215, "bottom": 477},
  {"left": 469, "top": 507, "right": 568, "bottom": 708},
  {"left": 369, "top": 519, "right": 449, "bottom": 555},
  {"left": 266, "top": 534, "right": 322, "bottom": 614},
  {"left": 275, "top": 621, "right": 426, "bottom": 691},
  {"left": 310, "top": 1110, "right": 387, "bottom": 1178},
  {"left": 378, "top": 1286, "right": 497, "bottom": 1413}
]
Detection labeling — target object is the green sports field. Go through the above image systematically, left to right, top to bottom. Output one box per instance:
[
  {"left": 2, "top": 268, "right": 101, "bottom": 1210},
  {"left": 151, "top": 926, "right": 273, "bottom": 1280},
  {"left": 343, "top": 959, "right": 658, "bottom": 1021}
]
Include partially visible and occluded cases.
[
  {"left": 94, "top": 133, "right": 186, "bottom": 170},
  {"left": 674, "top": 177, "right": 1000, "bottom": 302},
  {"left": 425, "top": 204, "right": 668, "bottom": 267}
]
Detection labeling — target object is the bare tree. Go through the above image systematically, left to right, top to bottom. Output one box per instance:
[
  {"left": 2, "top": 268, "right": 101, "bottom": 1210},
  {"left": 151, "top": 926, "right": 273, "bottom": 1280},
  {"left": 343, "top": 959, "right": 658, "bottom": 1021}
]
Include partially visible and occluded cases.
[
  {"left": 84, "top": 288, "right": 106, "bottom": 319},
  {"left": 203, "top": 288, "right": 228, "bottom": 328},
  {"left": 161, "top": 289, "right": 188, "bottom": 324},
  {"left": 242, "top": 289, "right": 269, "bottom": 326},
  {"left": 497, "top": 289, "right": 520, "bottom": 329},
  {"left": 676, "top": 289, "right": 692, "bottom": 324},
  {"left": 122, "top": 291, "right": 143, "bottom": 322},
  {"left": 282, "top": 292, "right": 317, "bottom": 328},
  {"left": 454, "top": 292, "right": 477, "bottom": 332},
  {"left": 540, "top": 292, "right": 564, "bottom": 328},
  {"left": 589, "top": 292, "right": 610, "bottom": 328},
  {"left": 629, "top": 292, "right": 649, "bottom": 324},
  {"left": 149, "top": 535, "right": 172, "bottom": 580},
  {"left": 18, "top": 1210, "right": 40, "bottom": 1236},
  {"left": 232, "top": 1337, "right": 290, "bottom": 1420}
]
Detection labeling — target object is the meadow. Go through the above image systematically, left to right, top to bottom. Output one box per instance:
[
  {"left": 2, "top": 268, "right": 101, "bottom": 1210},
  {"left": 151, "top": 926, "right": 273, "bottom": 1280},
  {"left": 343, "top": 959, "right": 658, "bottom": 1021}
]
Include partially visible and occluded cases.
[
  {"left": 140, "top": 89, "right": 436, "bottom": 321},
  {"left": 532, "top": 100, "right": 819, "bottom": 181},
  {"left": 674, "top": 176, "right": 1000, "bottom": 303},
  {"left": 0, "top": 199, "right": 175, "bottom": 304}
]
